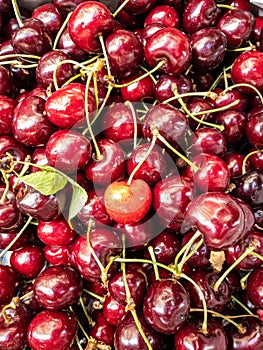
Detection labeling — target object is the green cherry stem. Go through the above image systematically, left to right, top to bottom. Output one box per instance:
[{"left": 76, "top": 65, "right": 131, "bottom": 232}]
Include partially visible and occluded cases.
[
  {"left": 11, "top": 0, "right": 23, "bottom": 27},
  {"left": 112, "top": 0, "right": 130, "bottom": 17},
  {"left": 217, "top": 3, "right": 236, "bottom": 10},
  {"left": 52, "top": 11, "right": 72, "bottom": 50},
  {"left": 98, "top": 34, "right": 113, "bottom": 80},
  {"left": 227, "top": 45, "right": 256, "bottom": 52},
  {"left": 223, "top": 83, "right": 263, "bottom": 104},
  {"left": 91, "top": 85, "right": 113, "bottom": 126},
  {"left": 163, "top": 91, "right": 218, "bottom": 105},
  {"left": 192, "top": 99, "right": 240, "bottom": 117},
  {"left": 125, "top": 101, "right": 138, "bottom": 150},
  {"left": 242, "top": 149, "right": 263, "bottom": 175},
  {"left": 12, "top": 154, "right": 31, "bottom": 190},
  {"left": 0, "top": 170, "right": 10, "bottom": 204},
  {"left": 86, "top": 219, "right": 105, "bottom": 277},
  {"left": 177, "top": 238, "right": 204, "bottom": 274},
  {"left": 213, "top": 245, "right": 256, "bottom": 292},
  {"left": 148, "top": 246, "right": 160, "bottom": 281},
  {"left": 240, "top": 271, "right": 251, "bottom": 290},
  {"left": 83, "top": 289, "right": 105, "bottom": 303},
  {"left": 19, "top": 290, "right": 34, "bottom": 302},
  {"left": 79, "top": 295, "right": 95, "bottom": 326},
  {"left": 231, "top": 295, "right": 256, "bottom": 316},
  {"left": 1, "top": 297, "right": 20, "bottom": 323},
  {"left": 69, "top": 305, "right": 91, "bottom": 341},
  {"left": 75, "top": 334, "right": 84, "bottom": 350}
]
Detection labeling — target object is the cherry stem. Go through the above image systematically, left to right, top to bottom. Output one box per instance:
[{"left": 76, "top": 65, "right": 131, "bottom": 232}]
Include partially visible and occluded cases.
[
  {"left": 11, "top": 0, "right": 23, "bottom": 27},
  {"left": 112, "top": 0, "right": 130, "bottom": 17},
  {"left": 217, "top": 3, "right": 236, "bottom": 10},
  {"left": 52, "top": 11, "right": 72, "bottom": 50},
  {"left": 98, "top": 34, "right": 112, "bottom": 80},
  {"left": 227, "top": 45, "right": 256, "bottom": 52},
  {"left": 53, "top": 59, "right": 87, "bottom": 91},
  {"left": 111, "top": 60, "right": 165, "bottom": 88},
  {"left": 139, "top": 65, "right": 157, "bottom": 84},
  {"left": 223, "top": 67, "right": 229, "bottom": 89},
  {"left": 85, "top": 73, "right": 102, "bottom": 160},
  {"left": 93, "top": 73, "right": 99, "bottom": 110},
  {"left": 223, "top": 83, "right": 263, "bottom": 104},
  {"left": 91, "top": 85, "right": 113, "bottom": 126},
  {"left": 163, "top": 91, "right": 217, "bottom": 105},
  {"left": 193, "top": 99, "right": 240, "bottom": 117},
  {"left": 125, "top": 101, "right": 138, "bottom": 150},
  {"left": 127, "top": 135, "right": 157, "bottom": 186},
  {"left": 242, "top": 149, "right": 262, "bottom": 175},
  {"left": 12, "top": 154, "right": 31, "bottom": 190},
  {"left": 0, "top": 170, "right": 10, "bottom": 204},
  {"left": 0, "top": 216, "right": 33, "bottom": 259},
  {"left": 86, "top": 219, "right": 105, "bottom": 276},
  {"left": 174, "top": 230, "right": 203, "bottom": 273},
  {"left": 177, "top": 238, "right": 204, "bottom": 274},
  {"left": 214, "top": 245, "right": 256, "bottom": 292},
  {"left": 148, "top": 246, "right": 160, "bottom": 281},
  {"left": 101, "top": 255, "right": 117, "bottom": 285},
  {"left": 240, "top": 271, "right": 251, "bottom": 290},
  {"left": 180, "top": 273, "right": 208, "bottom": 334},
  {"left": 83, "top": 288, "right": 105, "bottom": 303},
  {"left": 19, "top": 290, "right": 34, "bottom": 302},
  {"left": 79, "top": 295, "right": 95, "bottom": 326},
  {"left": 231, "top": 295, "right": 255, "bottom": 316},
  {"left": 2, "top": 297, "right": 20, "bottom": 323},
  {"left": 69, "top": 305, "right": 91, "bottom": 341},
  {"left": 75, "top": 334, "right": 84, "bottom": 350}
]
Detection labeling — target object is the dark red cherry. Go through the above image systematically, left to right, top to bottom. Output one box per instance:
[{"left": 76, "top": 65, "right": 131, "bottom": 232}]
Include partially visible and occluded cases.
[
  {"left": 52, "top": 0, "right": 84, "bottom": 15},
  {"left": 118, "top": 0, "right": 157, "bottom": 15},
  {"left": 182, "top": 0, "right": 220, "bottom": 34},
  {"left": 225, "top": 0, "right": 251, "bottom": 11},
  {"left": 68, "top": 1, "right": 115, "bottom": 53},
  {"left": 32, "top": 3, "right": 63, "bottom": 38},
  {"left": 144, "top": 5, "right": 180, "bottom": 28},
  {"left": 251, "top": 16, "right": 263, "bottom": 43},
  {"left": 11, "top": 18, "right": 52, "bottom": 55},
  {"left": 138, "top": 23, "right": 165, "bottom": 46},
  {"left": 144, "top": 27, "right": 191, "bottom": 75},
  {"left": 190, "top": 27, "right": 227, "bottom": 70},
  {"left": 58, "top": 28, "right": 88, "bottom": 61},
  {"left": 106, "top": 29, "right": 143, "bottom": 78},
  {"left": 36, "top": 50, "right": 74, "bottom": 89},
  {"left": 231, "top": 50, "right": 263, "bottom": 94},
  {"left": 0, "top": 66, "right": 15, "bottom": 97},
  {"left": 120, "top": 70, "right": 155, "bottom": 102},
  {"left": 45, "top": 83, "right": 96, "bottom": 129},
  {"left": 209, "top": 87, "right": 249, "bottom": 112},
  {"left": 0, "top": 95, "right": 17, "bottom": 136},
  {"left": 12, "top": 95, "right": 55, "bottom": 147},
  {"left": 215, "top": 109, "right": 246, "bottom": 144},
  {"left": 246, "top": 113, "right": 263, "bottom": 148},
  {"left": 45, "top": 129, "right": 92, "bottom": 173},
  {"left": 0, "top": 136, "right": 29, "bottom": 172},
  {"left": 85, "top": 138, "right": 126, "bottom": 186},
  {"left": 30, "top": 147, "right": 48, "bottom": 173},
  {"left": 248, "top": 148, "right": 263, "bottom": 171},
  {"left": 223, "top": 153, "right": 251, "bottom": 178},
  {"left": 153, "top": 175, "right": 194, "bottom": 232},
  {"left": 104, "top": 179, "right": 152, "bottom": 225},
  {"left": 0, "top": 186, "right": 22, "bottom": 231},
  {"left": 0, "top": 228, "right": 33, "bottom": 251},
  {"left": 70, "top": 228, "right": 121, "bottom": 282},
  {"left": 10, "top": 244, "right": 45, "bottom": 279},
  {"left": 44, "top": 245, "right": 70, "bottom": 266},
  {"left": 0, "top": 265, "right": 18, "bottom": 305},
  {"left": 33, "top": 265, "right": 83, "bottom": 309},
  {"left": 246, "top": 266, "right": 263, "bottom": 308},
  {"left": 143, "top": 279, "right": 190, "bottom": 333},
  {"left": 19, "top": 283, "right": 42, "bottom": 313},
  {"left": 102, "top": 295, "right": 126, "bottom": 326},
  {"left": 27, "top": 310, "right": 77, "bottom": 350},
  {"left": 89, "top": 311, "right": 115, "bottom": 346},
  {"left": 114, "top": 312, "right": 164, "bottom": 350},
  {"left": 174, "top": 318, "right": 228, "bottom": 350}
]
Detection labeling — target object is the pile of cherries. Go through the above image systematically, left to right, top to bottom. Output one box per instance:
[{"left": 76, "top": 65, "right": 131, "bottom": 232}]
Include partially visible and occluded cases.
[{"left": 0, "top": 0, "right": 263, "bottom": 349}]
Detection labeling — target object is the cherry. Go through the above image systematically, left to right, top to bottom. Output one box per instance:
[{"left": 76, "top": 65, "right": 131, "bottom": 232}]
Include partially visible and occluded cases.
[
  {"left": 52, "top": 0, "right": 84, "bottom": 15},
  {"left": 118, "top": 0, "right": 157, "bottom": 15},
  {"left": 182, "top": 0, "right": 220, "bottom": 34},
  {"left": 225, "top": 0, "right": 251, "bottom": 12},
  {"left": 68, "top": 1, "right": 115, "bottom": 53},
  {"left": 32, "top": 3, "right": 63, "bottom": 38},
  {"left": 144, "top": 5, "right": 180, "bottom": 28},
  {"left": 252, "top": 16, "right": 263, "bottom": 44},
  {"left": 11, "top": 18, "right": 52, "bottom": 55},
  {"left": 138, "top": 23, "right": 165, "bottom": 46},
  {"left": 144, "top": 27, "right": 191, "bottom": 75},
  {"left": 190, "top": 27, "right": 227, "bottom": 70},
  {"left": 58, "top": 28, "right": 88, "bottom": 61},
  {"left": 106, "top": 29, "right": 143, "bottom": 78},
  {"left": 36, "top": 50, "right": 74, "bottom": 90},
  {"left": 0, "top": 66, "right": 15, "bottom": 97},
  {"left": 120, "top": 70, "right": 155, "bottom": 102},
  {"left": 45, "top": 82, "right": 96, "bottom": 129},
  {"left": 209, "top": 88, "right": 249, "bottom": 113},
  {"left": 0, "top": 95, "right": 17, "bottom": 136},
  {"left": 12, "top": 95, "right": 55, "bottom": 147},
  {"left": 186, "top": 96, "right": 215, "bottom": 130},
  {"left": 215, "top": 109, "right": 246, "bottom": 144},
  {"left": 246, "top": 112, "right": 263, "bottom": 148},
  {"left": 45, "top": 129, "right": 92, "bottom": 173},
  {"left": 0, "top": 135, "right": 31, "bottom": 171},
  {"left": 85, "top": 138, "right": 126, "bottom": 186},
  {"left": 30, "top": 147, "right": 48, "bottom": 173},
  {"left": 223, "top": 153, "right": 251, "bottom": 178},
  {"left": 153, "top": 175, "right": 194, "bottom": 232},
  {"left": 104, "top": 179, "right": 152, "bottom": 225},
  {"left": 0, "top": 186, "right": 22, "bottom": 231},
  {"left": 37, "top": 216, "right": 76, "bottom": 246},
  {"left": 0, "top": 228, "right": 33, "bottom": 251},
  {"left": 70, "top": 228, "right": 121, "bottom": 282},
  {"left": 10, "top": 244, "right": 45, "bottom": 279},
  {"left": 44, "top": 244, "right": 70, "bottom": 265},
  {"left": 0, "top": 265, "right": 18, "bottom": 305},
  {"left": 33, "top": 265, "right": 83, "bottom": 309},
  {"left": 246, "top": 266, "right": 263, "bottom": 309},
  {"left": 184, "top": 269, "right": 231, "bottom": 312},
  {"left": 143, "top": 278, "right": 190, "bottom": 333},
  {"left": 19, "top": 283, "right": 43, "bottom": 313},
  {"left": 103, "top": 294, "right": 126, "bottom": 326},
  {"left": 0, "top": 301, "right": 31, "bottom": 350},
  {"left": 27, "top": 310, "right": 77, "bottom": 350},
  {"left": 89, "top": 311, "right": 116, "bottom": 346},
  {"left": 114, "top": 311, "right": 164, "bottom": 350},
  {"left": 174, "top": 318, "right": 228, "bottom": 350}
]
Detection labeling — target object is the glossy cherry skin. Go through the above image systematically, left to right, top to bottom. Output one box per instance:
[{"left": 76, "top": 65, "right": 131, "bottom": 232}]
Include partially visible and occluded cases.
[
  {"left": 52, "top": 0, "right": 84, "bottom": 15},
  {"left": 118, "top": 0, "right": 157, "bottom": 15},
  {"left": 182, "top": 0, "right": 220, "bottom": 34},
  {"left": 225, "top": 0, "right": 251, "bottom": 11},
  {"left": 68, "top": 1, "right": 115, "bottom": 53},
  {"left": 32, "top": 3, "right": 63, "bottom": 38},
  {"left": 144, "top": 5, "right": 180, "bottom": 28},
  {"left": 11, "top": 18, "right": 52, "bottom": 55},
  {"left": 138, "top": 23, "right": 165, "bottom": 46},
  {"left": 145, "top": 27, "right": 191, "bottom": 75},
  {"left": 190, "top": 27, "right": 227, "bottom": 70},
  {"left": 58, "top": 28, "right": 88, "bottom": 61},
  {"left": 106, "top": 29, "right": 143, "bottom": 78},
  {"left": 36, "top": 50, "right": 74, "bottom": 89},
  {"left": 231, "top": 50, "right": 263, "bottom": 94},
  {"left": 0, "top": 66, "right": 15, "bottom": 97},
  {"left": 120, "top": 70, "right": 155, "bottom": 102},
  {"left": 45, "top": 83, "right": 96, "bottom": 129},
  {"left": 210, "top": 87, "right": 249, "bottom": 113},
  {"left": 0, "top": 95, "right": 17, "bottom": 136},
  {"left": 12, "top": 95, "right": 55, "bottom": 147},
  {"left": 215, "top": 109, "right": 246, "bottom": 144},
  {"left": 246, "top": 113, "right": 263, "bottom": 148},
  {"left": 187, "top": 127, "right": 227, "bottom": 157},
  {"left": 45, "top": 129, "right": 92, "bottom": 173},
  {"left": 85, "top": 138, "right": 126, "bottom": 186},
  {"left": 187, "top": 153, "right": 231, "bottom": 192},
  {"left": 223, "top": 153, "right": 251, "bottom": 178},
  {"left": 233, "top": 170, "right": 263, "bottom": 207},
  {"left": 153, "top": 175, "right": 194, "bottom": 232},
  {"left": 104, "top": 179, "right": 152, "bottom": 225},
  {"left": 0, "top": 186, "right": 22, "bottom": 231},
  {"left": 182, "top": 192, "right": 251, "bottom": 251},
  {"left": 37, "top": 217, "right": 76, "bottom": 246},
  {"left": 0, "top": 228, "right": 33, "bottom": 251},
  {"left": 70, "top": 228, "right": 121, "bottom": 282},
  {"left": 225, "top": 229, "right": 263, "bottom": 270},
  {"left": 10, "top": 244, "right": 45, "bottom": 279},
  {"left": 44, "top": 245, "right": 70, "bottom": 265},
  {"left": 0, "top": 265, "right": 18, "bottom": 305},
  {"left": 33, "top": 265, "right": 83, "bottom": 310},
  {"left": 246, "top": 267, "right": 263, "bottom": 308},
  {"left": 109, "top": 269, "right": 147, "bottom": 305},
  {"left": 183, "top": 270, "right": 231, "bottom": 312},
  {"left": 143, "top": 279, "right": 190, "bottom": 334},
  {"left": 103, "top": 295, "right": 126, "bottom": 326},
  {"left": 0, "top": 302, "right": 31, "bottom": 350},
  {"left": 27, "top": 310, "right": 77, "bottom": 350},
  {"left": 89, "top": 311, "right": 115, "bottom": 346},
  {"left": 114, "top": 312, "right": 164, "bottom": 350},
  {"left": 226, "top": 317, "right": 263, "bottom": 349},
  {"left": 174, "top": 318, "right": 228, "bottom": 350}
]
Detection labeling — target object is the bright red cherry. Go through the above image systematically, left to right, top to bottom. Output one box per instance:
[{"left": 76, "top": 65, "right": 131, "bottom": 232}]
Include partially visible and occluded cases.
[{"left": 104, "top": 179, "right": 152, "bottom": 224}]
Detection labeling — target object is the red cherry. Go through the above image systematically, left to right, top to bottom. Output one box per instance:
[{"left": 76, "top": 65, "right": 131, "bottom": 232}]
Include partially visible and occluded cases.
[{"left": 104, "top": 179, "right": 152, "bottom": 224}]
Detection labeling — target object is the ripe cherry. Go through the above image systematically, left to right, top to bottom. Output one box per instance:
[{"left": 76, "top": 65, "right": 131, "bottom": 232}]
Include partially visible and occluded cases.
[{"left": 144, "top": 5, "right": 180, "bottom": 28}]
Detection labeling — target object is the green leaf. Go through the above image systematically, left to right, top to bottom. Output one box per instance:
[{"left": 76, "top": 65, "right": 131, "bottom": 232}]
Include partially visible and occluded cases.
[
  {"left": 21, "top": 170, "right": 68, "bottom": 195},
  {"left": 68, "top": 185, "right": 88, "bottom": 224}
]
